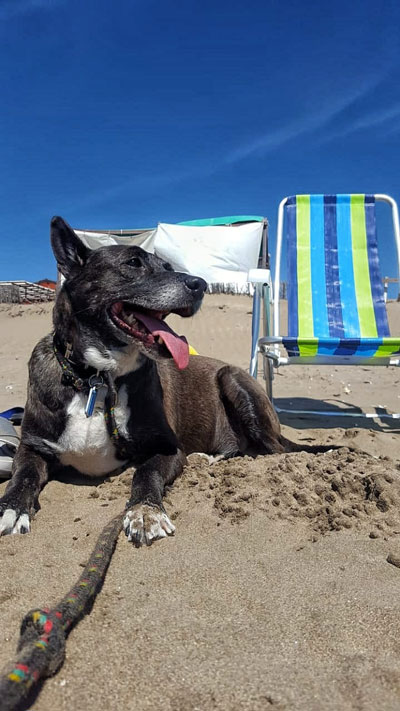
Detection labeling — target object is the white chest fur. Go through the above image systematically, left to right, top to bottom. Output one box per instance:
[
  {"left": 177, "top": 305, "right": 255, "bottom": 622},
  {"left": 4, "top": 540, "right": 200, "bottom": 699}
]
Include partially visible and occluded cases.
[{"left": 57, "top": 384, "right": 130, "bottom": 476}]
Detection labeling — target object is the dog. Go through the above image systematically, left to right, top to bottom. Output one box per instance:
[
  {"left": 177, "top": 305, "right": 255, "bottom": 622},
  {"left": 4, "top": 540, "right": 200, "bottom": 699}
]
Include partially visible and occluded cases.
[{"left": 0, "top": 216, "right": 299, "bottom": 546}]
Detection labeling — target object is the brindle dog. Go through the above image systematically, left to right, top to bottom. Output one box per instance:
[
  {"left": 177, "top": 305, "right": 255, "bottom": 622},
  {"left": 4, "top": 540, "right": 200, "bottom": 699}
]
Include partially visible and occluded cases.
[{"left": 0, "top": 217, "right": 312, "bottom": 546}]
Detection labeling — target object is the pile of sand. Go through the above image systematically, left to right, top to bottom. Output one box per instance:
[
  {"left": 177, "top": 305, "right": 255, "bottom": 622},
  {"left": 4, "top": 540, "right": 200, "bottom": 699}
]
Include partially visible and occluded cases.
[{"left": 182, "top": 448, "right": 400, "bottom": 538}]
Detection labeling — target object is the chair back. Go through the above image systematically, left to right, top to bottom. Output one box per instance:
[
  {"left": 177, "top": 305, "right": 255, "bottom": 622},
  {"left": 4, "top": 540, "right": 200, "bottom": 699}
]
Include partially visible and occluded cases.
[{"left": 285, "top": 194, "right": 389, "bottom": 339}]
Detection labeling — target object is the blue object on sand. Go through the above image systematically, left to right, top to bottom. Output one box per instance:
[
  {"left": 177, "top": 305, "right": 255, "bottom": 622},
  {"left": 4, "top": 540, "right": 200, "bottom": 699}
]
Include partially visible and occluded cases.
[
  {"left": 0, "top": 407, "right": 24, "bottom": 425},
  {"left": 0, "top": 416, "right": 19, "bottom": 478}
]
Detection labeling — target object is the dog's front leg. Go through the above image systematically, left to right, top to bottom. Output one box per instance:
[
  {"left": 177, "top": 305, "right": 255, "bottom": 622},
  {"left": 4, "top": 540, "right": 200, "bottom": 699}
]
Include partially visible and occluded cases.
[
  {"left": 0, "top": 444, "right": 48, "bottom": 536},
  {"left": 123, "top": 449, "right": 186, "bottom": 547}
]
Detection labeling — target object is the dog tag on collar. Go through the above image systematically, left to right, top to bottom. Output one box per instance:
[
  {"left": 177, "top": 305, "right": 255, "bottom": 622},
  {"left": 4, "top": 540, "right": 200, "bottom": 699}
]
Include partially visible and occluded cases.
[{"left": 85, "top": 374, "right": 105, "bottom": 418}]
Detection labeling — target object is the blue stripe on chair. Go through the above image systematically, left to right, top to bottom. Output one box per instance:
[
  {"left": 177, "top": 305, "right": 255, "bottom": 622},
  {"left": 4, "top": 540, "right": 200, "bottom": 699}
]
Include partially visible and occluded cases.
[
  {"left": 336, "top": 194, "right": 360, "bottom": 337},
  {"left": 310, "top": 195, "right": 329, "bottom": 337},
  {"left": 324, "top": 195, "right": 344, "bottom": 338},
  {"left": 365, "top": 196, "right": 390, "bottom": 337},
  {"left": 286, "top": 200, "right": 298, "bottom": 338},
  {"left": 282, "top": 338, "right": 299, "bottom": 356},
  {"left": 317, "top": 338, "right": 340, "bottom": 355},
  {"left": 333, "top": 338, "right": 360, "bottom": 356},
  {"left": 354, "top": 338, "right": 383, "bottom": 357}
]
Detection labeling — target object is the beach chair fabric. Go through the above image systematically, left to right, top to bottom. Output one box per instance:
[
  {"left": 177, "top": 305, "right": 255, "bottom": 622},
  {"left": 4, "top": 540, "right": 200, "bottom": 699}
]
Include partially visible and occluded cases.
[{"left": 282, "top": 194, "right": 400, "bottom": 359}]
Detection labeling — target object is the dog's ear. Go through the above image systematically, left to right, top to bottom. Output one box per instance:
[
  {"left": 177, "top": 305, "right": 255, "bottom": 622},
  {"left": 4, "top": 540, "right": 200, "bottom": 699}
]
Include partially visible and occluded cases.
[{"left": 50, "top": 216, "right": 89, "bottom": 277}]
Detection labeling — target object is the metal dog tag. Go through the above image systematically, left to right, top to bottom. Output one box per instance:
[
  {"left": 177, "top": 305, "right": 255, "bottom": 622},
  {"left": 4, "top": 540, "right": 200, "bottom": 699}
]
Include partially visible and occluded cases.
[{"left": 85, "top": 374, "right": 105, "bottom": 418}]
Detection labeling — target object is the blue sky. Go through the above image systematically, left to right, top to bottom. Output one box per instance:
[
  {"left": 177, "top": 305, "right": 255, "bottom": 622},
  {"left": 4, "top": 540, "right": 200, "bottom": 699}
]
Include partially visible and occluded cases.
[{"left": 1, "top": 0, "right": 400, "bottom": 292}]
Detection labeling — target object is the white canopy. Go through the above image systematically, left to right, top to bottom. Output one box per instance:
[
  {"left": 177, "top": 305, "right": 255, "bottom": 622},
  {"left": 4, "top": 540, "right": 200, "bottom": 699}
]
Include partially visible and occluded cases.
[
  {"left": 74, "top": 221, "right": 264, "bottom": 293},
  {"left": 154, "top": 222, "right": 263, "bottom": 292},
  {"left": 75, "top": 228, "right": 156, "bottom": 252}
]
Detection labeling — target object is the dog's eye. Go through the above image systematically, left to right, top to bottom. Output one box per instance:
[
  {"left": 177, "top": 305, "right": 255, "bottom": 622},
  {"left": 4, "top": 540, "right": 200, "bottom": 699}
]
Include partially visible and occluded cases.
[
  {"left": 126, "top": 257, "right": 143, "bottom": 268},
  {"left": 163, "top": 262, "right": 173, "bottom": 271}
]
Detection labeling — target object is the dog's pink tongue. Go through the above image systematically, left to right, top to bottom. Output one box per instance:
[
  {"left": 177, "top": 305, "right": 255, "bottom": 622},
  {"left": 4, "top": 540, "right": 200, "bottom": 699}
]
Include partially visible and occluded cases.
[{"left": 133, "top": 312, "right": 189, "bottom": 370}]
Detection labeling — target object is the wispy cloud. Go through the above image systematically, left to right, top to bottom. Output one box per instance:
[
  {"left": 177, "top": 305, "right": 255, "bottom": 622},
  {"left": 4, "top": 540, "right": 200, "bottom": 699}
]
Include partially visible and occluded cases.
[
  {"left": 0, "top": 0, "right": 66, "bottom": 21},
  {"left": 49, "top": 65, "right": 398, "bottom": 217},
  {"left": 224, "top": 70, "right": 392, "bottom": 165},
  {"left": 58, "top": 75, "right": 400, "bottom": 217},
  {"left": 327, "top": 102, "right": 400, "bottom": 141}
]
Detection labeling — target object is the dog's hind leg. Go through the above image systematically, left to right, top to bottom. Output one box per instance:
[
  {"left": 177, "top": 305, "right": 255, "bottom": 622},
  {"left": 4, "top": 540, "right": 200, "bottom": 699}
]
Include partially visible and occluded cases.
[
  {"left": 217, "top": 365, "right": 285, "bottom": 456},
  {"left": 218, "top": 366, "right": 339, "bottom": 456},
  {"left": 0, "top": 444, "right": 48, "bottom": 535},
  {"left": 123, "top": 450, "right": 186, "bottom": 547}
]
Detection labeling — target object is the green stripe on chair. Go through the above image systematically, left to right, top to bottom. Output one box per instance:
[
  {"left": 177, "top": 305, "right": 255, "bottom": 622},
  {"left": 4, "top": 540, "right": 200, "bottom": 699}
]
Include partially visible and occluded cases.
[
  {"left": 296, "top": 195, "right": 314, "bottom": 340},
  {"left": 350, "top": 195, "right": 377, "bottom": 337},
  {"left": 374, "top": 340, "right": 400, "bottom": 357}
]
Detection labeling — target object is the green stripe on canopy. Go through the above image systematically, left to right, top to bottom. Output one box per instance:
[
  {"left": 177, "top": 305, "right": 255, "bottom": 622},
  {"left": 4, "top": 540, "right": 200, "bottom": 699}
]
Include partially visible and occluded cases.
[{"left": 178, "top": 215, "right": 264, "bottom": 226}]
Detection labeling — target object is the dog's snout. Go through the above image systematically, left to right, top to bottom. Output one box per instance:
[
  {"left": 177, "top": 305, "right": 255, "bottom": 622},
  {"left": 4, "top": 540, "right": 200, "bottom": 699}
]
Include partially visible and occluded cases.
[{"left": 184, "top": 275, "right": 207, "bottom": 295}]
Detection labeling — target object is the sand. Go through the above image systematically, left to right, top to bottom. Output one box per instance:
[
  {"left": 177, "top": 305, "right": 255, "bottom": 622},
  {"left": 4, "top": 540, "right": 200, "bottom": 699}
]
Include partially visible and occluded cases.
[{"left": 1, "top": 296, "right": 400, "bottom": 710}]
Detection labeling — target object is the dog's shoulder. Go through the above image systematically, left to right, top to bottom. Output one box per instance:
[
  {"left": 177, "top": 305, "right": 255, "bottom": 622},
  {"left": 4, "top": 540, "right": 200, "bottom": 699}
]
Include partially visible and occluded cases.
[
  {"left": 26, "top": 333, "right": 71, "bottom": 422},
  {"left": 28, "top": 333, "right": 56, "bottom": 371},
  {"left": 28, "top": 334, "right": 61, "bottom": 389}
]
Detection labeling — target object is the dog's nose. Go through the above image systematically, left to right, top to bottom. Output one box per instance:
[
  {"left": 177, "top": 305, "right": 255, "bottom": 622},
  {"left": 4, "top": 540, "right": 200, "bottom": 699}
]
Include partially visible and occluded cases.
[{"left": 184, "top": 275, "right": 207, "bottom": 295}]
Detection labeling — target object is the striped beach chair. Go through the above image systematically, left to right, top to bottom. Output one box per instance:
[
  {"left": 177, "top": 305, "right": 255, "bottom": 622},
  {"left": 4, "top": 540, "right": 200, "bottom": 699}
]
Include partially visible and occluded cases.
[{"left": 258, "top": 194, "right": 400, "bottom": 417}]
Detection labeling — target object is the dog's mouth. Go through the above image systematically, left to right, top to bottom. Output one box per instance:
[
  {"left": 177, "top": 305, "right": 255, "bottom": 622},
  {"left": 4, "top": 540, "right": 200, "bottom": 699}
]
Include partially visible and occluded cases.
[{"left": 109, "top": 302, "right": 191, "bottom": 370}]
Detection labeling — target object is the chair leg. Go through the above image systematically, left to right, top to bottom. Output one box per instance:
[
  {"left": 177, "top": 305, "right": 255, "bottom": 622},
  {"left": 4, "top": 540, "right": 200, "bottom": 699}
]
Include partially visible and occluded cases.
[
  {"left": 249, "top": 289, "right": 261, "bottom": 378},
  {"left": 263, "top": 355, "right": 274, "bottom": 401}
]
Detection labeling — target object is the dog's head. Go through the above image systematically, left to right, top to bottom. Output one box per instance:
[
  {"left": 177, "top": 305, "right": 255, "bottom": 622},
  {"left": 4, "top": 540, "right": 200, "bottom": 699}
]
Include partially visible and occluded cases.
[{"left": 51, "top": 216, "right": 207, "bottom": 370}]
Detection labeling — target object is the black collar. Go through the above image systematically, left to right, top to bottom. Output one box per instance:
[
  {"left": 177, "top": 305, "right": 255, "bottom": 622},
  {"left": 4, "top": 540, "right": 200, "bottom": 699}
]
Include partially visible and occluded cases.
[{"left": 53, "top": 337, "right": 98, "bottom": 393}]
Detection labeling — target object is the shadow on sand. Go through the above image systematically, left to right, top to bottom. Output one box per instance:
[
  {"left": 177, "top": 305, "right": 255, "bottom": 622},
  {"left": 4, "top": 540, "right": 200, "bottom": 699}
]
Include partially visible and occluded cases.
[{"left": 274, "top": 397, "right": 400, "bottom": 433}]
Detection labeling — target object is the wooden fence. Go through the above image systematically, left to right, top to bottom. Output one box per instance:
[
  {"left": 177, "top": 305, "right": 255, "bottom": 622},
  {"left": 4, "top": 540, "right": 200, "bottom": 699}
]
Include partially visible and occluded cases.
[{"left": 0, "top": 281, "right": 55, "bottom": 304}]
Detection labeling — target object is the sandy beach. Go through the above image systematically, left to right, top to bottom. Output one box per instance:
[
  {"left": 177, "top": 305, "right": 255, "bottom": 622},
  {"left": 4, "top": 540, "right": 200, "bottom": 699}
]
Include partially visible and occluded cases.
[{"left": 1, "top": 295, "right": 400, "bottom": 710}]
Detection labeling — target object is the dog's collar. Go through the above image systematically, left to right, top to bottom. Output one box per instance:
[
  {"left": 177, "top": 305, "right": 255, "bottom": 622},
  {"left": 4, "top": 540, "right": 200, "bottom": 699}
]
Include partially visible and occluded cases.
[
  {"left": 53, "top": 337, "right": 129, "bottom": 457},
  {"left": 53, "top": 338, "right": 96, "bottom": 392}
]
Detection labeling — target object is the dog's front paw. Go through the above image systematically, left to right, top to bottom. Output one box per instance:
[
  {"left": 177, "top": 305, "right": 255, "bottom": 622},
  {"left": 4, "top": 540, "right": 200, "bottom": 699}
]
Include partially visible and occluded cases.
[
  {"left": 123, "top": 504, "right": 175, "bottom": 547},
  {"left": 0, "top": 506, "right": 30, "bottom": 536}
]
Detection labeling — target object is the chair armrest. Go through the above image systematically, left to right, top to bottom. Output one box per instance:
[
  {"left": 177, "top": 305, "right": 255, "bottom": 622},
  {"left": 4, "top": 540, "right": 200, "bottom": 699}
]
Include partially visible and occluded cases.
[
  {"left": 247, "top": 268, "right": 271, "bottom": 286},
  {"left": 259, "top": 336, "right": 282, "bottom": 344}
]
